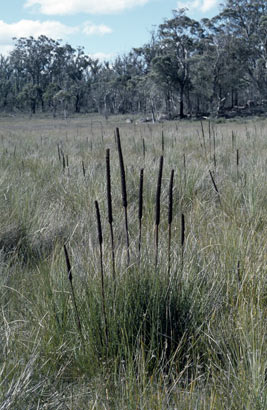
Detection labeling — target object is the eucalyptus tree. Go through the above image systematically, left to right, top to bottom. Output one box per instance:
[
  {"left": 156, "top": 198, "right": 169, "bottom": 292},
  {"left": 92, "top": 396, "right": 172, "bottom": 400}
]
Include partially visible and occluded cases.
[
  {"left": 219, "top": 0, "right": 267, "bottom": 100},
  {"left": 152, "top": 9, "right": 203, "bottom": 118},
  {"left": 193, "top": 16, "right": 248, "bottom": 116},
  {"left": 133, "top": 32, "right": 163, "bottom": 116},
  {"left": 10, "top": 36, "right": 60, "bottom": 111},
  {"left": 63, "top": 46, "right": 90, "bottom": 113},
  {"left": 110, "top": 52, "right": 147, "bottom": 114},
  {"left": 0, "top": 56, "right": 14, "bottom": 110},
  {"left": 88, "top": 59, "right": 115, "bottom": 116},
  {"left": 17, "top": 83, "right": 42, "bottom": 114},
  {"left": 43, "top": 83, "right": 61, "bottom": 117}
]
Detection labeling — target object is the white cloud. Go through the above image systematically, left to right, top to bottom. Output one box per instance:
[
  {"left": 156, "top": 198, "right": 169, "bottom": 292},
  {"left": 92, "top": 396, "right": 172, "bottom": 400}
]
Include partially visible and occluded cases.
[
  {"left": 24, "top": 0, "right": 150, "bottom": 15},
  {"left": 177, "top": 0, "right": 218, "bottom": 13},
  {"left": 201, "top": 0, "right": 218, "bottom": 12},
  {"left": 0, "top": 19, "right": 112, "bottom": 55},
  {"left": 0, "top": 19, "right": 77, "bottom": 45},
  {"left": 83, "top": 22, "right": 112, "bottom": 36},
  {"left": 0, "top": 45, "right": 15, "bottom": 57},
  {"left": 89, "top": 52, "right": 116, "bottom": 61}
]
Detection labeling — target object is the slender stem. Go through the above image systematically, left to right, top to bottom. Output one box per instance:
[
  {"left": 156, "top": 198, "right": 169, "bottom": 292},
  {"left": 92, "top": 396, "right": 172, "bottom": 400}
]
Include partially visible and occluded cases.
[
  {"left": 200, "top": 120, "right": 207, "bottom": 159},
  {"left": 208, "top": 120, "right": 212, "bottom": 160},
  {"left": 116, "top": 127, "right": 130, "bottom": 265},
  {"left": 213, "top": 131, "right": 216, "bottom": 168},
  {"left": 142, "top": 138, "right": 146, "bottom": 159},
  {"left": 57, "top": 143, "right": 61, "bottom": 162},
  {"left": 236, "top": 148, "right": 239, "bottom": 179},
  {"left": 106, "top": 149, "right": 115, "bottom": 280},
  {"left": 62, "top": 151, "right": 65, "bottom": 172},
  {"left": 183, "top": 153, "right": 186, "bottom": 188},
  {"left": 155, "top": 156, "right": 163, "bottom": 267},
  {"left": 82, "top": 160, "right": 86, "bottom": 177},
  {"left": 138, "top": 168, "right": 144, "bottom": 261},
  {"left": 209, "top": 169, "right": 219, "bottom": 195},
  {"left": 168, "top": 170, "right": 174, "bottom": 273},
  {"left": 209, "top": 170, "right": 222, "bottom": 207},
  {"left": 95, "top": 201, "right": 108, "bottom": 346},
  {"left": 124, "top": 206, "right": 130, "bottom": 262},
  {"left": 181, "top": 213, "right": 185, "bottom": 272},
  {"left": 181, "top": 213, "right": 185, "bottom": 248},
  {"left": 139, "top": 219, "right": 142, "bottom": 263},
  {"left": 109, "top": 224, "right": 116, "bottom": 281},
  {"left": 155, "top": 224, "right": 159, "bottom": 267},
  {"left": 168, "top": 224, "right": 171, "bottom": 273},
  {"left": 63, "top": 245, "right": 84, "bottom": 349},
  {"left": 237, "top": 260, "right": 241, "bottom": 284}
]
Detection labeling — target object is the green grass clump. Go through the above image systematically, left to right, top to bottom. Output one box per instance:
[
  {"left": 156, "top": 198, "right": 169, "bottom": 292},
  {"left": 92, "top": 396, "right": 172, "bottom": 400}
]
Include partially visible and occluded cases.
[{"left": 0, "top": 115, "right": 266, "bottom": 408}]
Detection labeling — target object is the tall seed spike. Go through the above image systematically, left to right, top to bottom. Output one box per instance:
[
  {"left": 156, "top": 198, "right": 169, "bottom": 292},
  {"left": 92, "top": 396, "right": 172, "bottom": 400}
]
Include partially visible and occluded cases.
[
  {"left": 116, "top": 127, "right": 127, "bottom": 208},
  {"left": 116, "top": 127, "right": 130, "bottom": 264},
  {"left": 213, "top": 131, "right": 216, "bottom": 168},
  {"left": 236, "top": 148, "right": 239, "bottom": 179},
  {"left": 106, "top": 149, "right": 113, "bottom": 224},
  {"left": 106, "top": 149, "right": 116, "bottom": 281},
  {"left": 62, "top": 152, "right": 65, "bottom": 171},
  {"left": 155, "top": 156, "right": 164, "bottom": 227},
  {"left": 155, "top": 156, "right": 164, "bottom": 267},
  {"left": 82, "top": 160, "right": 86, "bottom": 177},
  {"left": 138, "top": 168, "right": 144, "bottom": 260},
  {"left": 139, "top": 168, "right": 144, "bottom": 222},
  {"left": 168, "top": 169, "right": 175, "bottom": 273},
  {"left": 209, "top": 169, "right": 220, "bottom": 195},
  {"left": 95, "top": 200, "right": 103, "bottom": 245},
  {"left": 95, "top": 200, "right": 108, "bottom": 346},
  {"left": 181, "top": 213, "right": 185, "bottom": 249},
  {"left": 63, "top": 244, "right": 84, "bottom": 345},
  {"left": 64, "top": 244, "right": 72, "bottom": 282},
  {"left": 237, "top": 260, "right": 241, "bottom": 284}
]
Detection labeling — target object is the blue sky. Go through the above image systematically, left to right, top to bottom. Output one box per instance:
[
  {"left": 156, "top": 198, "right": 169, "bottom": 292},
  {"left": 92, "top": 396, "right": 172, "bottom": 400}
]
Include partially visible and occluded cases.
[{"left": 0, "top": 0, "right": 221, "bottom": 60}]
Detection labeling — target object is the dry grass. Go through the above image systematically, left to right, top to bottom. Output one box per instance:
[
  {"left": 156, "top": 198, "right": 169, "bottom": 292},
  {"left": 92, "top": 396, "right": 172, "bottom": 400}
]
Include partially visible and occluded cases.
[{"left": 0, "top": 113, "right": 266, "bottom": 409}]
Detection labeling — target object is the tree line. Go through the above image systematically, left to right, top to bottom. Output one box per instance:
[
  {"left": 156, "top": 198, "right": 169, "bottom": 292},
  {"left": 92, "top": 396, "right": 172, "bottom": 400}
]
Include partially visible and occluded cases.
[{"left": 0, "top": 0, "right": 266, "bottom": 119}]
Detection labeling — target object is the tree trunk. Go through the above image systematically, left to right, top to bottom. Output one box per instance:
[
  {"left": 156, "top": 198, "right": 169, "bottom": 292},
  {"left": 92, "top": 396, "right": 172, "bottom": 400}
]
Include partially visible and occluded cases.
[
  {"left": 180, "top": 85, "right": 185, "bottom": 119},
  {"left": 186, "top": 88, "right": 192, "bottom": 117},
  {"left": 231, "top": 88, "right": 234, "bottom": 109},
  {"left": 165, "top": 91, "right": 172, "bottom": 119},
  {"left": 75, "top": 94, "right": 80, "bottom": 113},
  {"left": 31, "top": 99, "right": 36, "bottom": 114},
  {"left": 151, "top": 102, "right": 156, "bottom": 123}
]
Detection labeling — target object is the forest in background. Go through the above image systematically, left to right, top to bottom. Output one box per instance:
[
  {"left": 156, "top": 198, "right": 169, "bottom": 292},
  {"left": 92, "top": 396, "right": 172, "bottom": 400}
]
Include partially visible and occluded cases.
[{"left": 0, "top": 0, "right": 267, "bottom": 120}]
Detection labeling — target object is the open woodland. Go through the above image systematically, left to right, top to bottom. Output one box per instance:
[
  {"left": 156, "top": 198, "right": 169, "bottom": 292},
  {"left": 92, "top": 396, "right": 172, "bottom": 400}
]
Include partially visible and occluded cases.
[
  {"left": 0, "top": 1, "right": 267, "bottom": 120},
  {"left": 0, "top": 114, "right": 266, "bottom": 408}
]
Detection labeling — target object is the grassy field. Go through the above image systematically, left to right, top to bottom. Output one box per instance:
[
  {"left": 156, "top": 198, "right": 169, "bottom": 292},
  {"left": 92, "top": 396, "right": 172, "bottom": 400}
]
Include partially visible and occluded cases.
[{"left": 0, "top": 114, "right": 266, "bottom": 409}]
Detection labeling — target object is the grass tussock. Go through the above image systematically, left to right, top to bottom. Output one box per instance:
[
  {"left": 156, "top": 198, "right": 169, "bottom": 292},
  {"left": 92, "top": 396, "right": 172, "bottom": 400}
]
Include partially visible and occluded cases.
[{"left": 0, "top": 115, "right": 266, "bottom": 409}]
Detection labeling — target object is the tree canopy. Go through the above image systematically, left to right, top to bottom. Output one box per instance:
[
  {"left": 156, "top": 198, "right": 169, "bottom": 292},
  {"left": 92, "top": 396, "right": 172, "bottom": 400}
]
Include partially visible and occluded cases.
[{"left": 1, "top": 1, "right": 266, "bottom": 119}]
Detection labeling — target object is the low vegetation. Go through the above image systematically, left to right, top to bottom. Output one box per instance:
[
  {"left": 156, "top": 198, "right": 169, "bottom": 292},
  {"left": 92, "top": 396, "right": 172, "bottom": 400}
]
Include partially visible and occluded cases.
[{"left": 0, "top": 114, "right": 266, "bottom": 409}]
